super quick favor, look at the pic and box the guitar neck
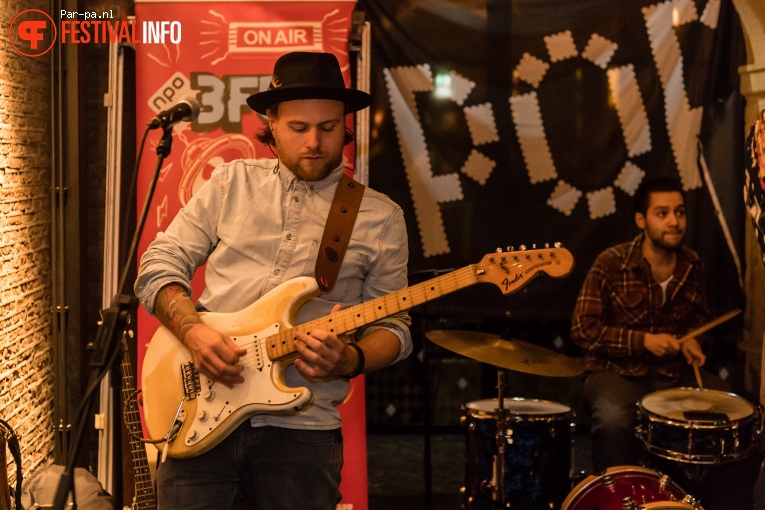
[120,334,158,510]
[266,265,477,360]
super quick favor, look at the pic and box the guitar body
[141,246,575,459]
[141,277,320,459]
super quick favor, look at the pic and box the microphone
[148,96,201,130]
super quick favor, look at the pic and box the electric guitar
[141,245,574,459]
[120,330,158,510]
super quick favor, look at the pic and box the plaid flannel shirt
[571,234,709,378]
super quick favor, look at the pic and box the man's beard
[650,230,685,252]
[280,153,342,181]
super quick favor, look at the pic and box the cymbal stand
[490,367,508,508]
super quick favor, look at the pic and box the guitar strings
[227,267,482,369]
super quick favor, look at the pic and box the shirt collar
[276,157,347,194]
[622,234,645,270]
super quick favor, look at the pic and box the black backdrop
[360,0,746,323]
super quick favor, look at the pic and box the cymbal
[425,330,584,377]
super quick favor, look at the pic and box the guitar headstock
[474,243,574,295]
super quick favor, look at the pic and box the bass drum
[560,465,702,510]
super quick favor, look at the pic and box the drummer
[570,176,728,472]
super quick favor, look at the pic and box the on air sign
[231,22,324,53]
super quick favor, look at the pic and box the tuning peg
[507,246,514,252]
[519,244,527,251]
[554,242,562,248]
[495,247,503,253]
[544,243,550,248]
[532,244,537,249]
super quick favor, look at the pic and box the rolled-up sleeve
[134,169,225,315]
[356,204,412,363]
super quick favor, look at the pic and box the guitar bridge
[181,361,201,399]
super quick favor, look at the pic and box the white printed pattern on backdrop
[383,0,721,258]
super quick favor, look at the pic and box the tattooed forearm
[155,283,203,344]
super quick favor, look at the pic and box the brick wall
[0,0,55,486]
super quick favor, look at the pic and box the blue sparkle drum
[462,398,573,510]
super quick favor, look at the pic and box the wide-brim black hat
[246,52,373,115]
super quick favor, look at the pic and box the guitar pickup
[181,361,201,399]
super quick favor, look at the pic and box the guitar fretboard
[266,265,477,360]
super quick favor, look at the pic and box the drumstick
[681,310,740,390]
[693,362,703,390]
[678,309,741,344]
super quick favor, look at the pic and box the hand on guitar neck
[292,303,358,381]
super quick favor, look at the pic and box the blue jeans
[156,424,344,510]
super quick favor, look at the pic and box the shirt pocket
[301,239,320,277]
[330,249,369,302]
[610,287,649,326]
[670,282,705,322]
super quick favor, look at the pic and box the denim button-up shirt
[135,158,412,429]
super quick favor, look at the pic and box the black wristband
[341,342,365,379]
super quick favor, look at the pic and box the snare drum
[561,465,700,510]
[636,387,762,464]
[462,398,573,510]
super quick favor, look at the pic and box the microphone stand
[51,124,175,510]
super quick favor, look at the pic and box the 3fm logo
[9,9,57,57]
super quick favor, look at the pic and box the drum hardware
[622,494,703,509]
[427,330,581,509]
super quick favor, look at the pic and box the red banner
[134,2,367,508]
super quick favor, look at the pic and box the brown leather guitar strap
[314,173,365,292]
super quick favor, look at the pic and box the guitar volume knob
[197,410,208,422]
[203,390,215,401]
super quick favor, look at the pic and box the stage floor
[367,429,763,510]
[367,429,593,509]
